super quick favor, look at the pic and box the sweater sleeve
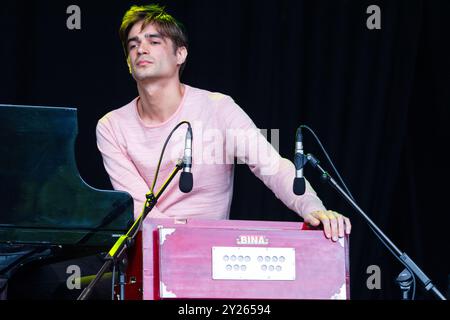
[96,116,166,220]
[222,97,326,218]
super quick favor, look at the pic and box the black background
[1,0,449,299]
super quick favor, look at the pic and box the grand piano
[0,105,134,299]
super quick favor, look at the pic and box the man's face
[126,21,186,82]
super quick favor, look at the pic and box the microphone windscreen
[293,177,306,195]
[179,172,193,193]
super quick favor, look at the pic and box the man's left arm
[222,97,351,240]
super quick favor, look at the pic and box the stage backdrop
[1,0,449,299]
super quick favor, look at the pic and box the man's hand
[302,210,351,242]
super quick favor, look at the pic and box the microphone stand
[77,159,183,300]
[301,153,446,300]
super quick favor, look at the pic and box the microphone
[179,126,193,193]
[293,127,306,195]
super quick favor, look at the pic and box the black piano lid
[0,104,134,247]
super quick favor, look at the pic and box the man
[96,4,351,242]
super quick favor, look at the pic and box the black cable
[300,125,417,300]
[300,125,354,199]
[131,121,191,240]
[150,121,191,193]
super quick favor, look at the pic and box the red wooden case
[136,218,350,300]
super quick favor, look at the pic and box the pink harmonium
[141,218,350,300]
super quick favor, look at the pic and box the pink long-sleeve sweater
[96,84,326,220]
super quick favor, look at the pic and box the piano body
[0,105,134,299]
